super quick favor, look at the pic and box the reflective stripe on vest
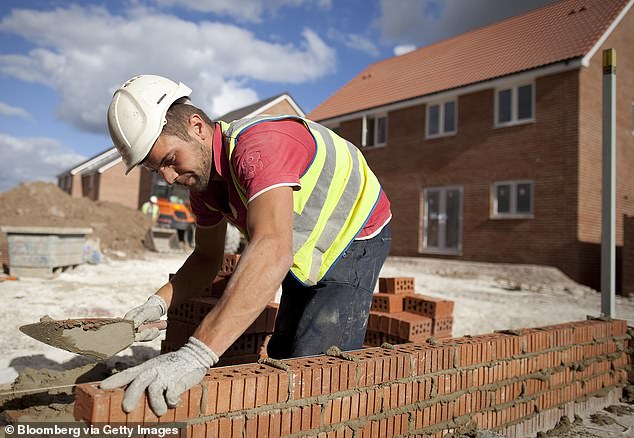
[220,115,382,286]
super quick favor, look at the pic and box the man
[141,195,159,222]
[101,75,392,416]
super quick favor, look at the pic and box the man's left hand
[100,337,218,416]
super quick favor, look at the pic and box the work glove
[124,295,167,341]
[100,337,218,416]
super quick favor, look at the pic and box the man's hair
[163,102,214,142]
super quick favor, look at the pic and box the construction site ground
[1,251,633,437]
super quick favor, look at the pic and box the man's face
[143,129,213,192]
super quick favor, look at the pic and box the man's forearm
[192,235,292,356]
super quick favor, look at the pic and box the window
[426,99,457,138]
[421,186,463,254]
[492,181,533,218]
[495,83,534,126]
[363,114,387,148]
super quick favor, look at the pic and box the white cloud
[212,81,259,117]
[154,0,332,23]
[0,134,86,192]
[393,44,416,56]
[0,102,31,119]
[377,0,557,46]
[328,30,380,57]
[0,5,336,134]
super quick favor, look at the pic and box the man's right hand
[125,295,167,341]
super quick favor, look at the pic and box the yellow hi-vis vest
[219,115,382,286]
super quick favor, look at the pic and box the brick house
[308,0,634,290]
[58,92,304,210]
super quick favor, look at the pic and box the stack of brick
[162,254,278,366]
[75,318,631,438]
[365,277,454,346]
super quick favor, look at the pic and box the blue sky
[0,0,556,192]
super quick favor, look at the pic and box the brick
[379,277,415,294]
[371,293,404,313]
[218,254,240,277]
[404,295,454,319]
[432,316,453,338]
[385,312,432,341]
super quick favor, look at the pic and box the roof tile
[309,0,630,121]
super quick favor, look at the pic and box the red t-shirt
[189,119,391,239]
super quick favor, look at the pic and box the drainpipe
[601,48,616,318]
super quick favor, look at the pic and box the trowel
[19,316,167,360]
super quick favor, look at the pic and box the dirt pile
[0,181,151,259]
[0,363,109,424]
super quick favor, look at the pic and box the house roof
[308,0,632,122]
[219,92,305,122]
[57,147,117,177]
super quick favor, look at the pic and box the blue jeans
[267,224,391,359]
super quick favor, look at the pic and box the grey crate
[0,226,92,278]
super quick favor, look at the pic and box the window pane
[425,191,440,248]
[496,184,511,214]
[444,101,456,133]
[518,85,533,120]
[498,89,512,123]
[516,183,532,213]
[445,189,460,249]
[366,117,375,147]
[428,104,439,135]
[377,116,387,144]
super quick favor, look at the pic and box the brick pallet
[75,318,631,438]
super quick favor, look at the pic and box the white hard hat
[107,75,192,175]
[150,195,158,203]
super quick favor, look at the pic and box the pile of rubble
[0,182,151,260]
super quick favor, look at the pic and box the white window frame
[419,185,464,255]
[362,113,387,148]
[425,99,457,138]
[494,82,535,127]
[491,180,534,219]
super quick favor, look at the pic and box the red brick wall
[357,70,581,280]
[98,162,142,210]
[74,318,630,437]
[70,174,82,198]
[263,99,301,116]
[623,215,634,297]
[577,8,634,288]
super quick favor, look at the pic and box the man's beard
[185,138,212,192]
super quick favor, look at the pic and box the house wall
[97,161,142,210]
[356,70,583,283]
[263,99,301,116]
[70,174,82,197]
[623,215,634,297]
[137,167,154,209]
[81,173,99,201]
[577,7,634,288]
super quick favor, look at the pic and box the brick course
[75,318,631,438]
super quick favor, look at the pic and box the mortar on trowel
[19,315,167,360]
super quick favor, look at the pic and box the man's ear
[189,113,205,139]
